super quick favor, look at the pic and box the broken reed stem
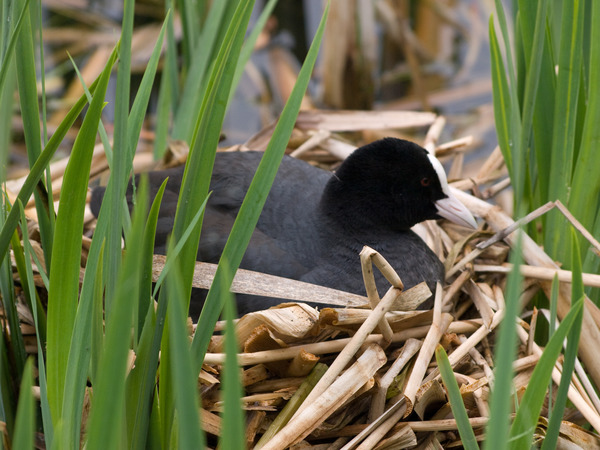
[153,255,369,307]
[466,280,495,328]
[515,324,600,431]
[360,246,400,343]
[423,116,446,153]
[443,269,472,310]
[554,200,600,256]
[342,397,409,450]
[369,338,423,421]
[354,407,408,450]
[360,245,404,290]
[315,416,489,440]
[289,129,331,158]
[475,263,600,288]
[537,309,600,415]
[403,313,454,412]
[255,363,328,449]
[435,135,474,154]
[203,319,481,365]
[452,187,600,389]
[260,344,388,450]
[290,285,402,420]
[423,309,503,384]
[476,201,555,250]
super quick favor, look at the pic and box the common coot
[90,138,477,316]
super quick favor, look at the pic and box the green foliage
[191,0,330,367]
[541,231,585,449]
[0,0,329,447]
[484,235,524,450]
[220,263,246,450]
[490,0,600,296]
[479,1,593,448]
[436,346,478,450]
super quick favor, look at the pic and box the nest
[6,111,600,448]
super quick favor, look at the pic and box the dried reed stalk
[259,344,388,450]
[515,324,600,431]
[290,285,402,420]
[204,319,481,366]
[295,110,436,132]
[475,263,600,288]
[369,338,422,421]
[452,187,600,388]
[152,255,368,307]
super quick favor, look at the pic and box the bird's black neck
[319,176,415,235]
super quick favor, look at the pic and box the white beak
[435,194,478,229]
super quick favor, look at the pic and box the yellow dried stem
[369,338,422,421]
[260,344,387,450]
[291,285,402,420]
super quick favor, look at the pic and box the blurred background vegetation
[6,0,497,176]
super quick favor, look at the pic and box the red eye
[420,177,430,186]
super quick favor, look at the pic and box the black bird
[90,138,477,316]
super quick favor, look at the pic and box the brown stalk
[203,319,482,366]
[423,309,503,384]
[259,344,388,450]
[290,283,402,420]
[452,187,600,388]
[402,299,453,413]
[475,263,600,288]
[369,338,423,421]
[515,324,600,430]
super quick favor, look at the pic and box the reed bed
[5,111,600,448]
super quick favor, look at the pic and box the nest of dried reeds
[7,111,600,449]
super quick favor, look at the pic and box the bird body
[91,138,476,316]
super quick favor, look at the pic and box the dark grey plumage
[91,138,476,316]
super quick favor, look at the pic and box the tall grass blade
[0,203,20,438]
[541,230,585,449]
[509,293,584,448]
[228,0,280,106]
[85,179,149,450]
[0,57,110,265]
[127,14,169,161]
[0,206,26,383]
[162,0,257,344]
[103,0,135,313]
[0,59,15,184]
[513,0,549,212]
[172,0,231,142]
[11,358,35,450]
[10,223,46,334]
[45,48,114,422]
[125,179,167,450]
[18,205,53,446]
[436,346,478,450]
[517,0,555,207]
[0,0,30,93]
[137,178,168,338]
[220,261,245,450]
[489,18,514,177]
[545,0,585,260]
[192,1,331,367]
[153,3,178,159]
[484,234,523,450]
[156,2,259,441]
[568,0,600,263]
[165,251,204,449]
[0,323,16,436]
[14,0,54,268]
